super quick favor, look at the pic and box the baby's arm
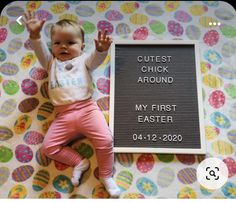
[85,30,112,70]
[23,11,52,70]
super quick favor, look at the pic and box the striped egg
[7,38,22,54]
[157,154,174,163]
[39,191,61,199]
[136,177,158,196]
[208,90,225,108]
[133,27,148,40]
[80,21,95,34]
[186,25,201,40]
[21,79,38,95]
[164,1,180,12]
[0,167,10,186]
[26,1,41,11]
[176,154,195,165]
[215,8,234,20]
[36,147,52,166]
[204,49,222,65]
[0,126,13,141]
[76,5,95,17]
[203,74,223,88]
[210,112,231,129]
[203,30,219,46]
[174,10,192,23]
[37,102,54,121]
[15,144,33,163]
[0,146,13,163]
[97,20,113,35]
[36,10,53,21]
[168,20,183,36]
[59,13,78,22]
[23,131,44,145]
[8,184,27,198]
[149,20,166,35]
[116,170,133,191]
[20,52,37,69]
[96,1,111,13]
[6,6,24,17]
[14,114,32,134]
[219,66,236,80]
[2,80,20,95]
[177,186,197,198]
[0,99,17,117]
[157,167,175,187]
[53,175,74,193]
[33,170,50,191]
[9,21,24,34]
[177,168,197,184]
[222,41,236,57]
[30,67,48,80]
[137,154,154,173]
[199,16,218,28]
[220,24,236,38]
[200,185,214,196]
[18,97,39,113]
[116,23,131,38]
[116,153,133,167]
[223,157,236,177]
[0,16,8,26]
[205,126,220,140]
[96,78,110,94]
[24,39,33,50]
[97,96,109,111]
[50,3,69,14]
[12,165,34,182]
[200,61,211,74]
[121,2,139,14]
[102,112,109,124]
[225,84,236,99]
[130,13,148,25]
[72,142,94,159]
[40,81,49,99]
[105,10,123,21]
[92,184,109,198]
[0,28,7,43]
[227,130,236,144]
[212,140,234,155]
[0,48,6,61]
[145,4,164,16]
[189,5,208,16]
[229,103,236,120]
[122,193,145,199]
[54,160,69,171]
[0,62,19,76]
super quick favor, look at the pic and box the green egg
[2,80,19,95]
[0,146,13,162]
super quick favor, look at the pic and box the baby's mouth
[60,52,69,55]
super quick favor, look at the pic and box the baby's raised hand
[22,11,45,39]
[95,30,113,52]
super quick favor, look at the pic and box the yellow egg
[203,74,223,88]
[59,13,78,22]
[189,5,208,16]
[8,184,27,198]
[14,115,32,135]
[96,1,111,13]
[20,52,37,69]
[120,2,139,14]
[200,62,211,74]
[205,126,219,140]
[164,1,180,12]
[212,140,234,155]
[26,1,41,11]
[0,16,8,26]
[50,3,69,14]
[199,16,219,28]
[130,13,148,25]
[177,187,197,199]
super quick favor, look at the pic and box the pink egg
[30,67,48,80]
[21,79,38,95]
[208,90,225,108]
[54,160,69,171]
[136,154,154,173]
[96,78,110,95]
[223,157,236,178]
[174,10,192,23]
[203,30,219,46]
[0,28,7,43]
[23,131,44,145]
[15,144,33,163]
[35,10,53,21]
[168,20,183,36]
[133,27,148,40]
[97,20,113,35]
[105,10,123,21]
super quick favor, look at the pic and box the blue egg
[0,48,6,61]
[186,25,201,40]
[53,175,74,193]
[210,112,231,129]
[204,50,222,65]
[136,177,158,196]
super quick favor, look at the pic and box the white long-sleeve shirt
[30,38,108,106]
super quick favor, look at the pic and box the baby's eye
[53,42,60,45]
[68,41,76,45]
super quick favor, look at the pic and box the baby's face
[51,27,84,61]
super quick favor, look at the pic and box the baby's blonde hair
[50,19,85,43]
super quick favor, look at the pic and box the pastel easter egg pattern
[189,5,208,16]
[0,146,13,162]
[24,39,33,50]
[18,98,39,113]
[97,78,110,94]
[36,147,52,166]
[229,103,236,121]
[210,112,231,129]
[219,66,236,80]
[120,2,139,14]
[157,154,174,163]
[157,167,175,187]
[73,142,94,159]
[14,114,32,135]
[23,131,44,145]
[32,169,50,191]
[203,50,222,65]
[136,177,158,196]
[116,153,133,167]
[0,126,13,141]
[0,99,17,117]
[15,144,33,163]
[168,20,183,36]
[104,65,110,78]
[6,6,24,17]
[96,96,109,111]
[116,170,133,191]
[203,30,219,46]
[9,21,25,34]
[0,62,19,76]
[212,140,234,155]
[20,53,37,69]
[136,154,154,173]
[215,8,235,20]
[80,21,95,34]
[205,126,220,140]
[0,16,8,26]
[37,102,54,121]
[30,67,48,80]
[97,20,113,35]
[0,48,6,62]
[92,184,109,198]
[50,3,69,14]
[130,13,148,25]
[225,84,236,99]
[21,79,38,96]
[54,160,69,171]
[149,20,166,35]
[176,154,195,165]
[203,1,219,7]
[59,13,78,22]
[174,10,192,23]
[0,28,7,43]
[200,185,214,196]
[35,10,53,21]
[0,167,10,186]
[223,157,236,178]
[177,168,197,184]
[221,182,236,198]
[116,23,131,38]
[199,16,219,28]
[8,184,27,198]
[164,1,180,12]
[76,5,95,17]
[133,27,148,40]
[2,80,19,95]
[177,186,197,198]
[123,193,145,199]
[7,38,22,54]
[96,1,111,13]
[186,25,201,40]
[44,23,53,38]
[105,10,123,21]
[227,130,236,144]
[208,90,225,108]
[220,24,236,38]
[40,81,49,99]
[38,191,61,198]
[26,1,41,11]
[200,61,211,74]
[12,165,34,182]
[203,74,223,88]
[145,4,164,16]
[221,41,236,57]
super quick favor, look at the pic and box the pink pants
[42,98,113,178]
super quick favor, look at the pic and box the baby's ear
[81,43,85,50]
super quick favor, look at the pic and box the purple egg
[174,10,192,23]
[105,10,123,21]
[168,20,184,36]
[15,144,33,163]
[97,20,113,35]
[24,131,44,145]
[30,67,48,80]
[96,78,110,94]
[21,79,38,95]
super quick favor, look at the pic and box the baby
[23,11,121,197]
